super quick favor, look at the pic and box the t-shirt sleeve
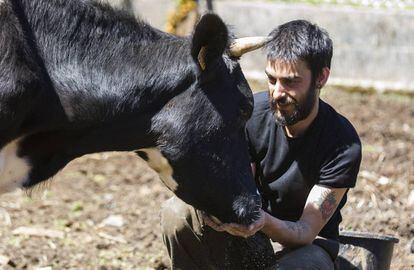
[318,141,362,188]
[245,91,270,164]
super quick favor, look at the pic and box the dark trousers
[161,196,335,270]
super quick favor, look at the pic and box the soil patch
[0,86,413,269]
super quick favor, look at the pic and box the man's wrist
[261,211,284,242]
[261,211,273,235]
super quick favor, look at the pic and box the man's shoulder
[319,100,361,146]
[245,91,274,146]
[317,100,362,174]
[252,91,270,112]
[316,100,362,188]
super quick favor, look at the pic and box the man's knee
[277,244,334,270]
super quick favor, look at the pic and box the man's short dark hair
[265,20,333,80]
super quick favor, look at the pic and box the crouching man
[161,20,362,270]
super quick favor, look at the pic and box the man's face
[265,59,318,126]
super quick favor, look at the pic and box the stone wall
[106,0,414,93]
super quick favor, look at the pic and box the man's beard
[269,83,317,126]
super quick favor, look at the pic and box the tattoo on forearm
[286,221,308,241]
[319,191,337,221]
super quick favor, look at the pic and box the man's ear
[191,13,228,71]
[317,67,330,88]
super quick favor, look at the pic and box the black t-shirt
[245,91,361,249]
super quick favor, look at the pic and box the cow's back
[15,0,192,124]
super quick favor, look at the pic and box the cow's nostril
[232,193,262,226]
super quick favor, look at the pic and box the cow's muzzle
[232,193,262,226]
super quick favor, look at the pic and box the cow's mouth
[233,193,262,225]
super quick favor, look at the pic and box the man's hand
[202,209,268,238]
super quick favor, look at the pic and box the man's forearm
[261,212,315,248]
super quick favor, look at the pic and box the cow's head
[138,14,269,225]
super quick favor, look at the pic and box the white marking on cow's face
[0,139,31,194]
[136,148,178,191]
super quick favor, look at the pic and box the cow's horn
[229,36,272,57]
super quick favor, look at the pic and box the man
[161,20,361,269]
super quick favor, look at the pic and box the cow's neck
[7,0,198,159]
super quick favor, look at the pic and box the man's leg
[273,244,335,270]
[161,196,213,270]
[161,196,276,270]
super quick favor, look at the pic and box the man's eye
[284,79,297,86]
[268,78,276,85]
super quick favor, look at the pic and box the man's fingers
[222,226,248,238]
[201,212,226,232]
[204,217,220,229]
[221,224,255,238]
[227,223,254,233]
[200,213,258,238]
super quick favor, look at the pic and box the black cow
[0,0,268,225]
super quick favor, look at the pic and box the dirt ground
[0,85,413,270]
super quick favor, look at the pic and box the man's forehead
[266,59,309,78]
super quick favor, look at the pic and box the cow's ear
[191,13,228,71]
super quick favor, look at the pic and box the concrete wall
[113,0,414,93]
[100,0,174,27]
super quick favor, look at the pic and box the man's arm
[204,185,347,247]
[261,185,347,247]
